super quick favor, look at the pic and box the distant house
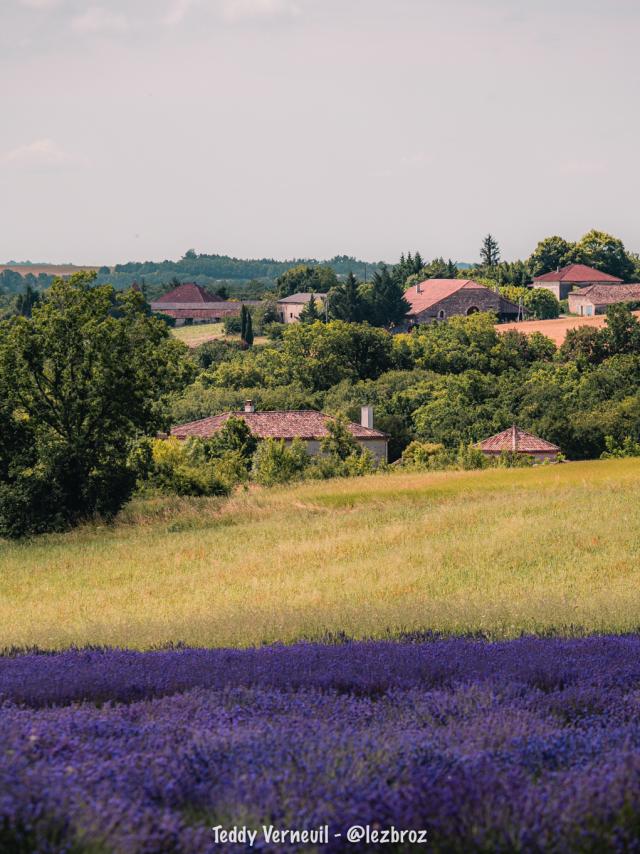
[404,279,519,326]
[567,284,640,316]
[150,282,258,326]
[532,264,622,301]
[277,292,327,324]
[171,402,388,462]
[476,426,560,462]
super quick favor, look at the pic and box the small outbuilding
[475,426,561,462]
[567,284,640,316]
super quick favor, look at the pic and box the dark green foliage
[367,265,411,327]
[14,285,40,318]
[240,305,254,347]
[203,416,258,468]
[0,272,192,537]
[480,234,501,268]
[275,264,337,298]
[328,273,364,322]
[298,294,323,324]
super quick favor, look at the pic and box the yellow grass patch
[2,460,640,650]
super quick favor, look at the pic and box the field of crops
[3,637,640,852]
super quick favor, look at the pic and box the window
[437,309,446,320]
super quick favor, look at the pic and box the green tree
[204,415,258,468]
[0,272,192,537]
[527,236,573,276]
[572,229,636,280]
[480,234,501,268]
[240,304,254,347]
[275,264,337,298]
[14,284,41,318]
[320,416,360,460]
[252,438,309,486]
[603,303,640,355]
[299,293,323,324]
[367,265,411,327]
[328,272,363,322]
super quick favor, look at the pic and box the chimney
[361,405,374,430]
[244,400,255,413]
[416,281,422,294]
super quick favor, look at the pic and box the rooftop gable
[277,292,327,305]
[404,279,488,313]
[476,425,560,454]
[533,264,622,284]
[155,282,223,304]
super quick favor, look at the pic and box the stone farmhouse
[404,279,519,327]
[277,292,327,324]
[531,264,622,301]
[476,426,560,462]
[149,282,259,326]
[171,402,388,462]
[567,284,640,316]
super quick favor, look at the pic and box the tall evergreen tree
[480,234,501,267]
[369,265,411,327]
[240,304,254,347]
[328,272,362,322]
[299,293,323,323]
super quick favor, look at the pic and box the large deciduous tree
[572,229,636,281]
[527,236,573,276]
[0,272,192,537]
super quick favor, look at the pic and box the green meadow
[2,458,640,651]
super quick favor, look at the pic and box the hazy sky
[1,0,639,265]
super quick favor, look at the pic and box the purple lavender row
[3,637,640,852]
[2,635,640,708]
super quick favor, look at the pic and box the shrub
[141,438,230,497]
[251,438,309,486]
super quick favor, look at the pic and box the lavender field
[2,637,640,853]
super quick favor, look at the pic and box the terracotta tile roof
[277,292,327,304]
[155,307,240,318]
[154,283,222,304]
[405,279,491,314]
[171,410,387,441]
[570,284,640,306]
[533,264,622,284]
[475,426,560,454]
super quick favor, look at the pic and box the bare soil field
[0,264,101,277]
[498,311,640,346]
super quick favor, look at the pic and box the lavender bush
[2,637,640,852]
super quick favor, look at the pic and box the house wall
[282,437,387,462]
[534,280,615,301]
[481,449,559,462]
[410,288,512,325]
[278,299,327,324]
[567,294,596,316]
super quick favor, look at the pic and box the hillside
[2,459,640,651]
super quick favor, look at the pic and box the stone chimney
[244,400,255,413]
[416,281,422,294]
[361,405,374,430]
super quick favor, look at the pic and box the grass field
[2,459,640,651]
[171,322,268,348]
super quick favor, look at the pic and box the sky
[1,0,639,265]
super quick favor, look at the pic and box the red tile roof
[405,279,506,315]
[171,410,387,441]
[155,282,222,304]
[533,264,622,284]
[475,426,560,454]
[569,284,640,306]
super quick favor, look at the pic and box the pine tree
[480,234,501,267]
[369,265,411,327]
[299,293,322,323]
[328,272,362,322]
[240,304,254,347]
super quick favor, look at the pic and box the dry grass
[497,311,640,346]
[171,323,268,348]
[2,460,640,650]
